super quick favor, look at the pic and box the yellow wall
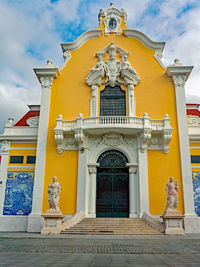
[8,143,36,171]
[43,19,183,215]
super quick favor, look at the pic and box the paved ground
[0,233,200,266]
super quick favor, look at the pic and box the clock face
[109,18,117,29]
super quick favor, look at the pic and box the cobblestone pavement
[0,233,200,266]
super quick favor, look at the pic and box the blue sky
[0,0,200,134]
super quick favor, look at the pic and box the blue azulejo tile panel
[3,172,34,215]
[192,171,200,217]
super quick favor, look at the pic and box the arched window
[100,85,126,116]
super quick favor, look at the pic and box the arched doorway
[96,150,129,217]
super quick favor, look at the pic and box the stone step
[61,218,162,235]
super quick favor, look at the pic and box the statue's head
[53,176,57,182]
[108,43,117,60]
[170,177,174,183]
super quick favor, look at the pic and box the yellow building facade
[0,4,199,233]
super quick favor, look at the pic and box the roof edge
[123,29,165,51]
[61,29,102,52]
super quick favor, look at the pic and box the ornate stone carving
[172,75,186,87]
[154,50,166,70]
[74,129,84,149]
[105,44,121,86]
[101,132,124,147]
[26,116,39,127]
[163,129,172,154]
[88,166,97,174]
[86,43,140,88]
[40,76,54,89]
[140,129,152,152]
[98,3,127,36]
[63,51,72,64]
[48,177,61,211]
[1,140,10,155]
[121,55,140,85]
[187,115,200,126]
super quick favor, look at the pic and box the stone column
[128,84,135,116]
[87,164,99,218]
[90,85,98,117]
[138,148,149,217]
[127,164,138,218]
[27,61,59,232]
[167,63,199,233]
[76,149,88,213]
[0,141,10,214]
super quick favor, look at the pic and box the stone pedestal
[161,210,185,235]
[41,209,64,235]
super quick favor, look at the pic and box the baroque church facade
[0,3,200,233]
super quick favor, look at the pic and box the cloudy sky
[0,0,200,134]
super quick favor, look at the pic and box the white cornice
[167,66,193,80]
[123,29,165,51]
[0,135,37,141]
[61,30,102,52]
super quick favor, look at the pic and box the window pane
[100,85,126,116]
[191,156,200,163]
[27,156,36,164]
[10,156,24,164]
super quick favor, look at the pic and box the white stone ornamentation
[87,43,140,88]
[101,132,124,147]
[86,43,140,117]
[40,76,54,89]
[26,116,39,127]
[98,3,127,36]
[187,115,200,126]
[1,140,10,155]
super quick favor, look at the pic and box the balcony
[54,113,173,154]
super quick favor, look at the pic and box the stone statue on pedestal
[161,177,185,235]
[41,177,63,235]
[48,176,61,210]
[165,177,178,212]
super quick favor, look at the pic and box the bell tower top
[98,3,127,36]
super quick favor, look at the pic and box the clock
[109,18,117,29]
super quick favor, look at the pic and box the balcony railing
[55,113,171,133]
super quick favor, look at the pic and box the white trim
[10,141,37,144]
[167,67,198,232]
[190,146,200,149]
[0,143,10,215]
[138,148,149,217]
[28,65,59,233]
[7,166,35,170]
[123,29,165,51]
[61,30,102,52]
[190,140,200,143]
[0,135,38,141]
[76,150,88,213]
[10,147,37,150]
